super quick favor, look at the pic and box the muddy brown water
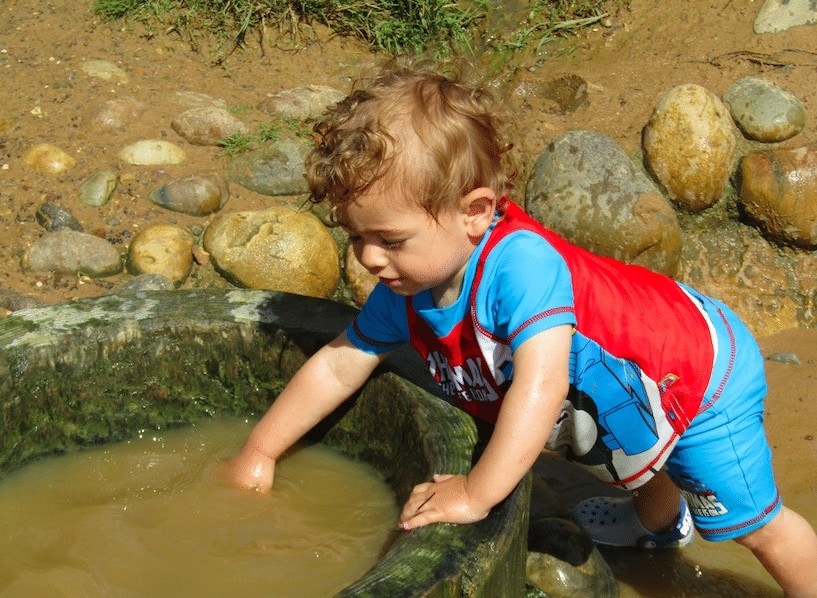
[0,417,398,596]
[2,1,816,594]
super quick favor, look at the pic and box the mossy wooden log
[0,288,530,597]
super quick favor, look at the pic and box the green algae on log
[0,288,530,597]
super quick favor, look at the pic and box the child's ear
[461,188,497,237]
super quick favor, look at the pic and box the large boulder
[643,84,737,211]
[526,130,681,276]
[203,206,340,298]
[737,142,817,248]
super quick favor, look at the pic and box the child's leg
[734,506,817,598]
[632,469,682,533]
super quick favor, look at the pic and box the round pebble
[126,224,195,285]
[35,202,83,232]
[79,169,118,207]
[22,143,77,174]
[723,76,806,142]
[119,140,187,166]
[149,173,229,216]
[80,59,129,84]
[171,106,249,146]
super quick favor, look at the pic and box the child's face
[339,187,480,305]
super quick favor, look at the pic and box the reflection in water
[0,417,398,596]
[606,544,783,597]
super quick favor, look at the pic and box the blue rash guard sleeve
[345,283,410,354]
[477,230,577,351]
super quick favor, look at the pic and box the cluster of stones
[525,74,817,336]
[527,77,813,274]
[18,61,817,336]
[20,76,346,300]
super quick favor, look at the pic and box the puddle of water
[610,539,782,597]
[0,417,398,596]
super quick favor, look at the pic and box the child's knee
[731,506,796,553]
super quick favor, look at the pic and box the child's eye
[382,239,404,249]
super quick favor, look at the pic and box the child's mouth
[379,277,402,288]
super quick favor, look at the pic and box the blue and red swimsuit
[348,199,779,541]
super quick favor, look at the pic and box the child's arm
[226,331,389,492]
[399,324,573,529]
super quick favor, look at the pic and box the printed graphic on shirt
[425,350,499,404]
[545,333,680,489]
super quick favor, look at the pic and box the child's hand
[225,446,275,493]
[398,474,491,530]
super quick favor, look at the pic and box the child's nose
[357,243,387,272]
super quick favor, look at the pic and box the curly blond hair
[306,67,511,219]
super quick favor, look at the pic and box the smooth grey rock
[21,230,123,277]
[78,169,118,207]
[754,0,817,33]
[526,130,681,276]
[226,138,311,196]
[258,85,347,120]
[171,106,250,146]
[35,202,83,232]
[149,172,229,216]
[723,77,806,142]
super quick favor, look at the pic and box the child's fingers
[399,486,436,525]
[399,493,439,530]
[225,450,275,492]
[400,509,437,530]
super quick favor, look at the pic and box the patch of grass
[219,117,313,156]
[256,118,312,143]
[218,132,254,156]
[92,0,485,58]
[92,0,617,61]
[226,103,254,114]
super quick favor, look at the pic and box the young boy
[227,67,817,596]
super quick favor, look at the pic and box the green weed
[219,117,314,156]
[92,0,618,62]
[218,132,254,156]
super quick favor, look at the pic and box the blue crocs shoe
[573,495,694,549]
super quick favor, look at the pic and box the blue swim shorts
[665,290,781,542]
